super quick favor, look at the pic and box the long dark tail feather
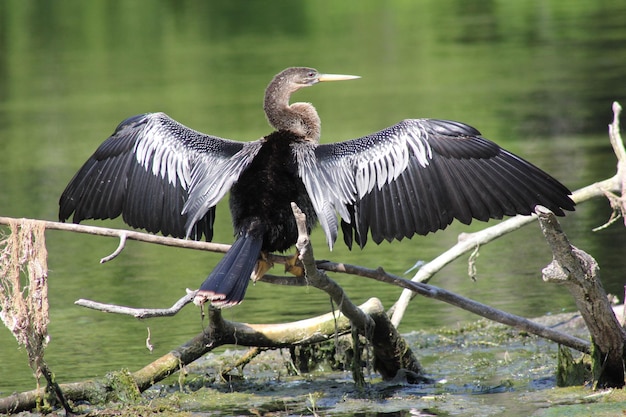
[195,232,263,308]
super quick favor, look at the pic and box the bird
[59,66,575,308]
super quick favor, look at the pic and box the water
[1,0,626,396]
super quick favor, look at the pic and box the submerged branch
[290,202,425,382]
[0,298,383,414]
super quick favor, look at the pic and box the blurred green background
[1,0,625,393]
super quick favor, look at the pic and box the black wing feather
[299,118,575,250]
[59,112,255,241]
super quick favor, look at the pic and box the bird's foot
[284,252,304,277]
[251,252,273,282]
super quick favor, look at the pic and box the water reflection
[1,0,625,395]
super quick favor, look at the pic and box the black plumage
[59,67,575,307]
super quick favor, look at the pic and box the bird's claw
[252,253,273,282]
[284,253,305,277]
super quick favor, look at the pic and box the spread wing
[296,118,575,249]
[59,112,262,240]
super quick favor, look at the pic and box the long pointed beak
[317,73,361,82]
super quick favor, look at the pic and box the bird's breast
[229,131,317,252]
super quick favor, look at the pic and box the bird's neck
[264,84,321,142]
[266,102,321,142]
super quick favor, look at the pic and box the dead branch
[74,289,198,318]
[291,203,374,332]
[290,202,425,382]
[72,240,590,357]
[69,244,590,355]
[0,217,234,261]
[0,298,384,414]
[536,205,626,388]
[319,260,590,354]
[0,216,306,273]
[0,215,590,355]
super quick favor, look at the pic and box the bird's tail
[194,231,263,308]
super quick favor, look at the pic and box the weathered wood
[323,261,591,354]
[290,202,424,381]
[537,205,626,388]
[0,298,387,414]
[369,305,427,382]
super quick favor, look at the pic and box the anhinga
[59,67,575,307]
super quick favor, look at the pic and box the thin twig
[74,289,198,319]
[100,231,127,263]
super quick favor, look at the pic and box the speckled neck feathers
[263,71,321,142]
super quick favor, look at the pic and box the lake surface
[1,0,625,395]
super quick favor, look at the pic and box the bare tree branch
[0,201,598,356]
[289,202,425,382]
[74,289,198,318]
[0,217,234,257]
[0,299,381,414]
[318,260,591,354]
[537,205,626,388]
[290,202,375,332]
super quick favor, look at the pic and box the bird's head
[274,67,360,93]
[264,67,360,141]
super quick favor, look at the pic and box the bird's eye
[307,71,316,78]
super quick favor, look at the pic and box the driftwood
[289,203,425,382]
[532,104,626,388]
[537,206,626,388]
[0,297,390,414]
